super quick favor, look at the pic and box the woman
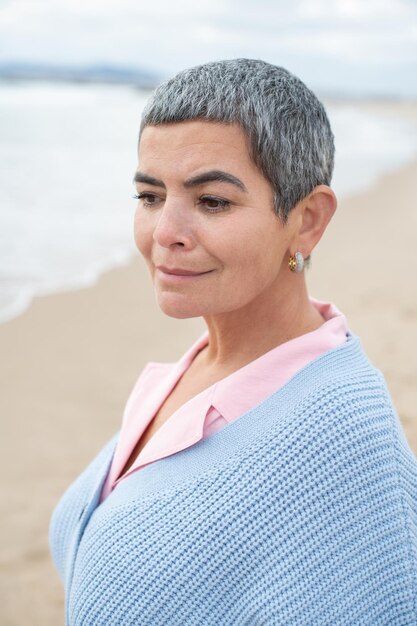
[49,59,417,625]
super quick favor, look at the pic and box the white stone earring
[288,251,304,273]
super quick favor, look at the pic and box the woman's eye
[200,196,230,213]
[133,192,160,207]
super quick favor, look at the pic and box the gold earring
[288,252,304,273]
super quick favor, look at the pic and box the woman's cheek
[133,210,152,258]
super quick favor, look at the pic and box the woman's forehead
[137,121,256,178]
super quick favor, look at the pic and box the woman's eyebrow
[184,170,247,192]
[132,169,248,192]
[133,172,166,187]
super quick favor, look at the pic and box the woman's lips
[156,266,213,282]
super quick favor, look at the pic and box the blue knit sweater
[49,335,417,625]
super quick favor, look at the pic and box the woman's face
[134,121,295,319]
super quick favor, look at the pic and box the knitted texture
[49,336,417,625]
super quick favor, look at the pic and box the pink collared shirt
[100,298,349,502]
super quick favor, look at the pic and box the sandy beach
[1,106,417,625]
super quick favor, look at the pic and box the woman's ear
[296,185,337,257]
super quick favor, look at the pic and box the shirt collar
[153,297,348,426]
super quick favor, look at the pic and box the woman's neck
[200,278,323,372]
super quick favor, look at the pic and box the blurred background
[1,1,416,624]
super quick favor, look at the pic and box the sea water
[1,81,416,323]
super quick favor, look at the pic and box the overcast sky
[0,0,416,97]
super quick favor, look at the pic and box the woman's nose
[152,200,195,250]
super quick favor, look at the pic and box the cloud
[0,0,416,95]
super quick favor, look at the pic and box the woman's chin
[156,294,207,320]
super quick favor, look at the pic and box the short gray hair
[140,58,335,221]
